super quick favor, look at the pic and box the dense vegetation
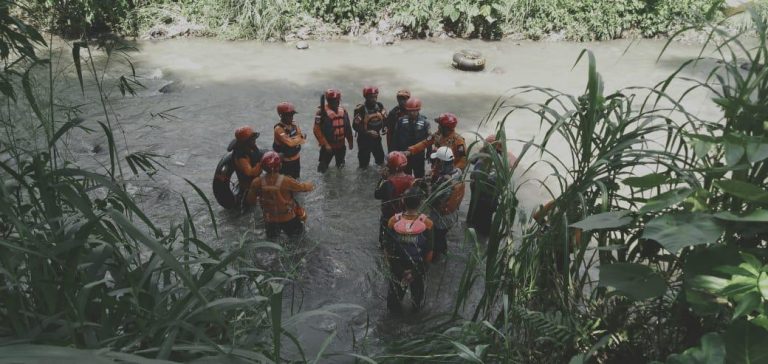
[380,9,768,364]
[21,0,728,41]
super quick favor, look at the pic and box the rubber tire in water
[212,152,238,210]
[452,49,485,71]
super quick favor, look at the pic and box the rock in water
[296,41,309,50]
[159,81,183,94]
[383,35,395,45]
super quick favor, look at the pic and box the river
[61,37,721,361]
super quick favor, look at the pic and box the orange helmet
[363,86,379,97]
[261,151,281,173]
[404,97,422,111]
[396,89,411,98]
[386,151,408,171]
[276,101,296,115]
[235,126,257,142]
[436,112,458,129]
[325,88,341,100]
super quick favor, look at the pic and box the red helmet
[404,97,422,111]
[276,101,296,115]
[486,134,503,152]
[436,112,458,129]
[363,86,379,97]
[235,126,256,142]
[386,151,408,171]
[261,151,281,172]
[325,88,341,100]
[396,89,411,98]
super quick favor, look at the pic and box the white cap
[431,146,454,161]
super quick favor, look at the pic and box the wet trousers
[318,147,346,172]
[358,136,385,168]
[280,158,300,179]
[404,154,425,178]
[265,216,304,239]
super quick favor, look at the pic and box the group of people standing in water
[226,86,510,312]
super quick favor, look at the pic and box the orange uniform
[273,122,304,162]
[408,131,467,170]
[246,173,314,223]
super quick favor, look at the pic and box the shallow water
[61,36,721,361]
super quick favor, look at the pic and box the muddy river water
[64,37,721,361]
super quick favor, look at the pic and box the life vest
[273,123,301,158]
[320,106,347,145]
[258,174,296,223]
[436,169,465,215]
[382,174,415,217]
[394,115,429,152]
[392,213,430,263]
[361,103,386,135]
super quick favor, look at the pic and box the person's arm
[352,105,363,133]
[275,125,305,147]
[282,176,315,192]
[235,157,261,177]
[344,111,354,149]
[245,178,261,206]
[313,111,331,148]
[533,200,556,224]
[454,138,467,170]
[407,134,434,155]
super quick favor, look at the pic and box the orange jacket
[246,173,314,223]
[273,122,305,162]
[408,131,467,170]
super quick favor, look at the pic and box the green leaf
[642,213,723,253]
[746,142,768,164]
[623,172,668,188]
[759,272,768,300]
[688,275,730,292]
[599,263,666,301]
[725,141,745,166]
[666,333,725,364]
[570,210,633,231]
[724,320,768,364]
[451,341,483,364]
[733,292,761,320]
[715,210,768,222]
[715,180,768,203]
[640,188,693,214]
[720,275,757,297]
[690,138,714,159]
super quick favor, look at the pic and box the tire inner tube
[452,49,485,71]
[212,151,239,210]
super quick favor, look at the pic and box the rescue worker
[386,188,434,312]
[353,86,387,168]
[246,151,315,239]
[385,89,411,152]
[314,88,354,172]
[405,112,467,171]
[390,97,430,178]
[272,101,306,179]
[427,146,465,260]
[466,134,517,235]
[374,151,415,248]
[232,125,263,203]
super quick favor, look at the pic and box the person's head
[261,151,281,173]
[404,97,421,120]
[403,188,423,210]
[485,134,504,154]
[386,151,408,174]
[431,146,455,174]
[277,101,297,123]
[325,88,341,109]
[436,112,458,135]
[396,89,411,108]
[235,126,258,147]
[363,86,378,105]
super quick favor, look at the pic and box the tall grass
[0,10,363,364]
[381,7,768,364]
